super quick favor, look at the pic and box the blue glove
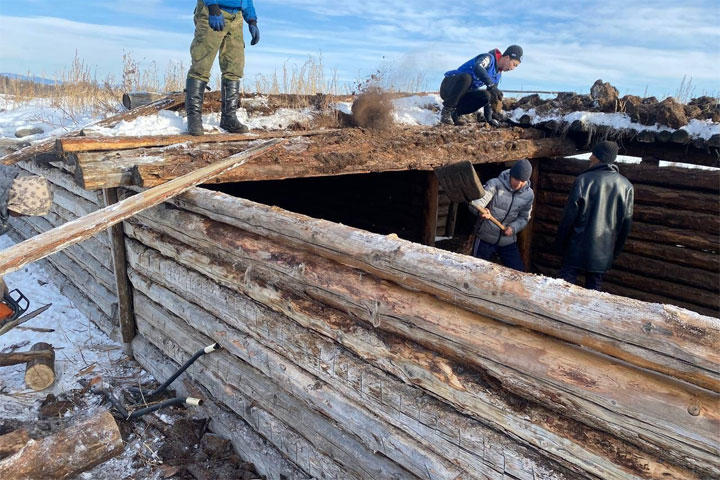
[248,21,260,45]
[207,4,225,31]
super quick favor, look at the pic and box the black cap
[510,159,532,181]
[592,141,619,164]
[503,45,523,63]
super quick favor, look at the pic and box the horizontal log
[130,128,576,188]
[537,190,720,235]
[16,161,103,205]
[59,129,337,154]
[125,230,696,480]
[0,430,30,459]
[39,207,113,266]
[0,350,53,367]
[533,250,719,313]
[543,157,720,193]
[129,205,720,475]
[620,238,720,272]
[51,184,102,218]
[131,336,315,480]
[6,230,119,340]
[131,282,469,480]
[617,141,719,168]
[134,305,417,480]
[169,187,720,393]
[533,234,719,292]
[535,208,719,253]
[540,173,720,214]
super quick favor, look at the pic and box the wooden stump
[24,342,55,391]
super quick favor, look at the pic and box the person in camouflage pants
[186,0,260,136]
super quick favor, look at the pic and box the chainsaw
[0,288,30,327]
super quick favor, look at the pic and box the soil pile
[350,87,394,129]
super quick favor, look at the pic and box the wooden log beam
[1,93,184,166]
[15,160,104,205]
[543,157,720,193]
[126,127,576,188]
[0,139,282,277]
[0,430,30,459]
[0,411,123,479]
[124,232,697,480]
[129,205,720,475]
[421,172,438,246]
[169,187,720,393]
[131,336,315,480]
[58,128,337,154]
[24,342,55,391]
[103,188,135,350]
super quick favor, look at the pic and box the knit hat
[8,176,52,216]
[510,159,532,181]
[503,45,523,63]
[592,141,619,164]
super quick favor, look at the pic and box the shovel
[434,161,506,230]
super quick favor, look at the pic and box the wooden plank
[131,336,315,480]
[103,188,134,350]
[130,129,576,188]
[58,129,337,153]
[169,187,720,394]
[124,231,695,480]
[421,172,438,246]
[0,139,282,277]
[128,204,720,475]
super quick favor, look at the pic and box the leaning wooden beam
[0,411,123,479]
[131,203,720,476]
[0,139,281,276]
[131,336,315,480]
[0,430,30,459]
[1,93,184,166]
[171,188,720,393]
[123,232,694,480]
[58,128,337,153]
[61,128,572,189]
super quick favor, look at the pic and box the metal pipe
[129,343,221,398]
[127,397,203,420]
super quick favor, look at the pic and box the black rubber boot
[219,79,249,133]
[185,77,206,136]
[440,106,455,125]
[479,105,500,127]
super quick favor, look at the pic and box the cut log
[122,91,165,110]
[124,233,697,480]
[58,128,337,154]
[169,187,720,393]
[0,350,53,367]
[127,128,576,188]
[127,205,720,475]
[0,410,123,479]
[0,139,282,277]
[24,342,55,391]
[0,430,30,459]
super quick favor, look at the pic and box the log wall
[120,186,718,480]
[532,157,720,318]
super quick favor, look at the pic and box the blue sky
[1,0,719,97]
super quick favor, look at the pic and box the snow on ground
[0,235,131,421]
[0,96,98,142]
[334,93,442,126]
[508,107,720,140]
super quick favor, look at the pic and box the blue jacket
[445,49,502,90]
[203,0,257,21]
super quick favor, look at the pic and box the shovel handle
[474,205,506,231]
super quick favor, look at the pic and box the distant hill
[0,73,59,85]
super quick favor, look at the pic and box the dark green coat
[556,163,634,273]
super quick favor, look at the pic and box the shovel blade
[434,161,486,203]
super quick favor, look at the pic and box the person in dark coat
[470,159,534,271]
[440,45,522,126]
[555,141,634,290]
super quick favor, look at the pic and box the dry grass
[253,55,339,97]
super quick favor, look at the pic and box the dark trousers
[440,74,491,114]
[559,264,604,290]
[472,238,525,272]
